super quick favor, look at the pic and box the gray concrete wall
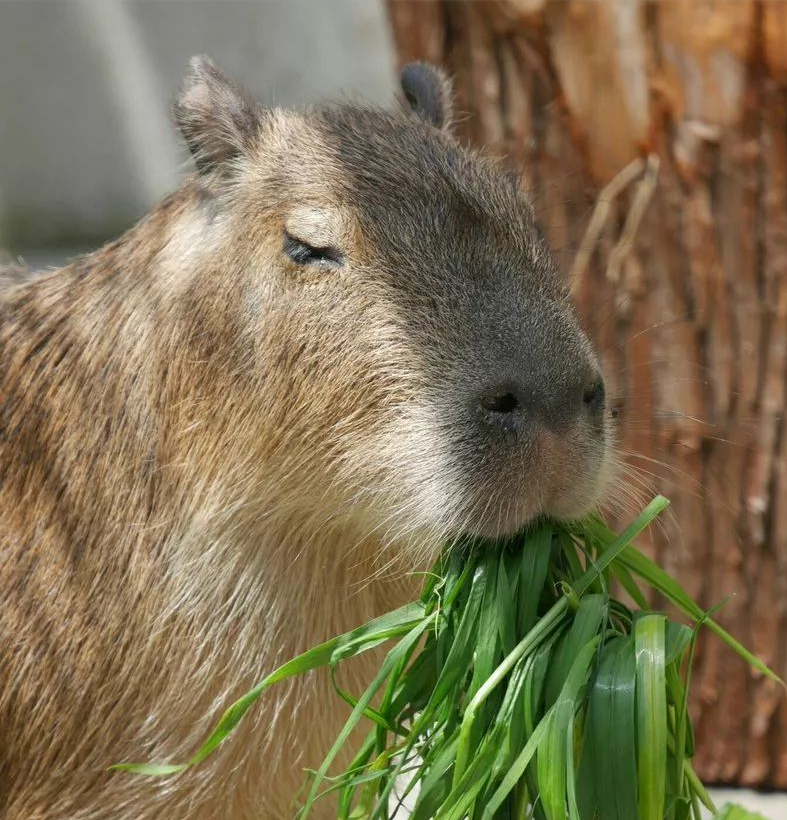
[0,0,396,254]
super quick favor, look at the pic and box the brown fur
[0,58,612,819]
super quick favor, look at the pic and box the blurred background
[3,0,787,812]
[0,0,396,262]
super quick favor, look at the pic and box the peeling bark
[388,0,787,787]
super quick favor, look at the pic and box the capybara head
[169,56,613,554]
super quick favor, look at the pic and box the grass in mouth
[116,496,783,820]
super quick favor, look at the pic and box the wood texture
[387,0,787,787]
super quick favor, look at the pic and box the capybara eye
[283,231,344,269]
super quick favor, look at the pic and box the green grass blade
[545,595,606,707]
[585,637,638,820]
[635,613,667,820]
[410,734,460,820]
[331,601,429,663]
[467,554,504,701]
[665,663,689,820]
[665,622,693,665]
[300,616,435,820]
[426,562,488,710]
[574,496,670,597]
[684,760,716,814]
[330,668,399,734]
[524,642,553,736]
[496,554,518,656]
[481,704,556,820]
[435,729,506,820]
[517,524,553,636]
[539,637,600,820]
[575,715,596,820]
[338,732,376,819]
[611,562,649,609]
[453,597,569,786]
[619,548,783,685]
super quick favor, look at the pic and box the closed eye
[283,231,344,268]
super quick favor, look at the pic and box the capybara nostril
[480,388,520,416]
[582,378,606,415]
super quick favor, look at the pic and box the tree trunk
[387,0,787,788]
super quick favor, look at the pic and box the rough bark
[388,0,787,788]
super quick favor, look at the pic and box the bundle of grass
[118,497,780,820]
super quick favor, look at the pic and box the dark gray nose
[478,374,605,430]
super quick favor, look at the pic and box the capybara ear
[174,55,261,174]
[400,62,454,130]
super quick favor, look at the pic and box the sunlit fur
[0,58,613,819]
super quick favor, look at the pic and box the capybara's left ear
[400,62,454,131]
[174,54,261,174]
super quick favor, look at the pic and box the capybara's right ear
[174,55,260,175]
[400,63,454,131]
